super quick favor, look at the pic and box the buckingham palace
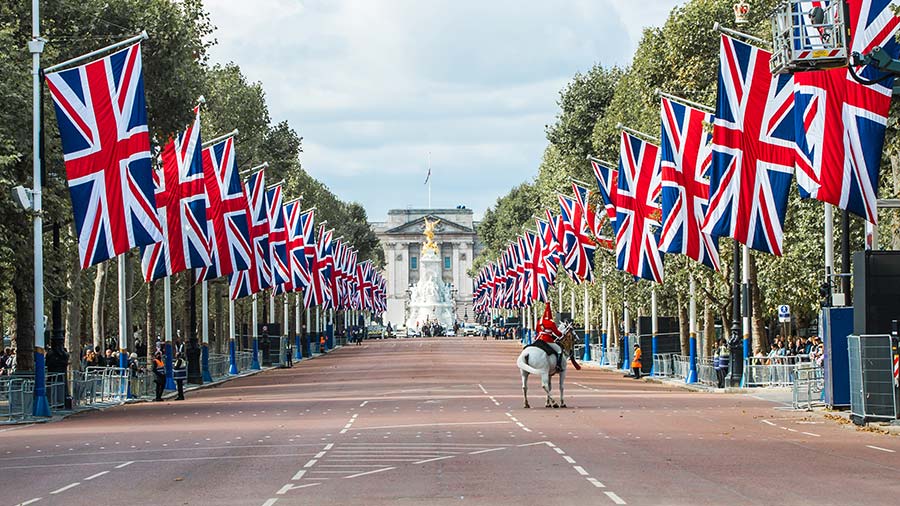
[370,207,483,329]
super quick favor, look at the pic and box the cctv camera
[12,185,32,211]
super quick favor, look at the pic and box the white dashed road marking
[468,447,505,455]
[50,483,80,495]
[414,455,454,464]
[605,491,627,504]
[84,471,109,481]
[866,445,896,453]
[344,466,395,479]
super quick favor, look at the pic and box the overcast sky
[204,0,681,221]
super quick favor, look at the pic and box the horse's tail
[517,349,542,375]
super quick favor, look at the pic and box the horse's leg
[558,367,567,408]
[521,370,530,408]
[542,372,557,408]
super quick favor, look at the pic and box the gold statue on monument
[422,217,440,255]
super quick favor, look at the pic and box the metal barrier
[207,353,230,380]
[697,358,718,386]
[742,355,808,387]
[0,377,28,421]
[652,353,675,377]
[672,355,690,380]
[235,351,254,372]
[590,344,601,363]
[574,344,584,361]
[606,348,620,368]
[793,364,825,410]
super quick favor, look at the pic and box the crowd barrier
[606,348,620,369]
[697,357,718,386]
[792,364,825,410]
[742,355,809,387]
[652,353,676,377]
[673,355,690,379]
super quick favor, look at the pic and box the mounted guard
[516,303,580,408]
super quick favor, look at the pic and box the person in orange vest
[631,343,643,379]
[320,334,327,354]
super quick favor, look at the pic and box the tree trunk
[678,300,689,356]
[92,263,107,351]
[749,253,768,354]
[65,244,84,371]
[703,280,716,359]
[13,284,35,372]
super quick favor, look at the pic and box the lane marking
[761,420,776,426]
[866,445,896,453]
[553,447,566,455]
[323,443,334,451]
[18,498,41,505]
[262,499,278,506]
[352,421,510,430]
[517,441,550,447]
[276,482,321,494]
[605,491,627,504]
[291,470,306,480]
[359,401,368,407]
[344,467,395,479]
[468,448,505,455]
[478,384,489,394]
[50,483,80,495]
[587,477,606,488]
[801,432,820,437]
[84,471,109,481]
[114,461,133,469]
[303,459,318,468]
[521,427,533,432]
[314,451,327,459]
[563,455,576,464]
[545,442,557,448]
[414,456,454,464]
[572,465,588,475]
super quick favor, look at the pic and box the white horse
[516,325,577,408]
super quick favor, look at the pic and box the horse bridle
[554,325,576,357]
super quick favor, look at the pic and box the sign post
[778,304,791,339]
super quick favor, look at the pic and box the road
[2,337,899,505]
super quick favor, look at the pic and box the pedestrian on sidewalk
[715,339,730,388]
[320,335,327,354]
[152,352,166,401]
[173,352,187,400]
[631,343,642,379]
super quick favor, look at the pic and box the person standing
[152,352,166,401]
[631,343,643,379]
[173,352,187,400]
[716,339,730,388]
[319,334,327,354]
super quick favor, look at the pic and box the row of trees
[0,0,382,370]
[473,0,892,355]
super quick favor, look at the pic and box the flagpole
[741,244,751,386]
[600,283,608,365]
[305,307,311,357]
[294,294,302,361]
[622,274,630,371]
[283,293,289,366]
[650,287,658,375]
[687,275,698,383]
[201,280,211,382]
[315,306,321,353]
[164,276,176,390]
[118,256,129,370]
[229,297,238,374]
[250,293,261,370]
[824,203,834,305]
[582,285,591,361]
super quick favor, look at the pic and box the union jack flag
[284,201,309,293]
[356,260,374,311]
[45,43,162,269]
[590,158,619,225]
[659,97,721,271]
[197,136,251,281]
[793,0,899,223]
[266,184,291,293]
[704,35,796,256]
[302,214,330,308]
[558,193,595,283]
[141,107,210,281]
[229,170,272,299]
[615,131,664,283]
[514,238,527,307]
[536,217,560,290]
[316,226,336,309]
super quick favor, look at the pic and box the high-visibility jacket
[631,348,642,368]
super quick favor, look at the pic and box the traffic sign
[778,304,790,323]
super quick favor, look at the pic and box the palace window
[410,256,418,270]
[444,256,451,270]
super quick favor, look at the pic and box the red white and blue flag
[704,35,796,256]
[45,43,162,269]
[793,0,900,223]
[558,193,595,283]
[615,131,664,283]
[266,184,291,293]
[316,226,336,309]
[197,136,251,281]
[141,107,210,281]
[659,97,721,271]
[590,158,619,225]
[229,170,272,299]
[284,201,309,293]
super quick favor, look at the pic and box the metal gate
[848,335,898,422]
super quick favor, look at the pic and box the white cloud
[204,0,681,219]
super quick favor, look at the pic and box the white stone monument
[406,218,455,331]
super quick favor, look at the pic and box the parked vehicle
[367,324,384,339]
[462,323,479,337]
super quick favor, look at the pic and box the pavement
[1,337,898,505]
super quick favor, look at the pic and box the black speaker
[852,251,900,335]
[635,316,681,371]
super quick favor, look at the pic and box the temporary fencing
[606,347,621,369]
[652,353,675,377]
[742,355,809,387]
[792,364,825,410]
[697,357,718,386]
[672,355,690,380]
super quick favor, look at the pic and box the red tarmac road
[2,337,899,505]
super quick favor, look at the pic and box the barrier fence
[792,364,825,410]
[652,353,675,377]
[742,355,810,388]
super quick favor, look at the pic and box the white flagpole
[687,275,698,383]
[251,293,261,369]
[742,244,750,379]
[229,296,238,374]
[651,286,658,374]
[118,256,128,369]
[283,293,289,365]
[582,284,590,361]
[601,283,608,365]
[305,307,311,356]
[294,293,302,360]
[824,203,834,303]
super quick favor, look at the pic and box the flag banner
[45,42,161,269]
[793,0,899,223]
[316,227,336,309]
[141,106,210,281]
[558,193,595,283]
[590,158,619,225]
[197,136,251,281]
[536,217,560,291]
[659,96,721,271]
[284,201,310,294]
[229,170,272,300]
[704,34,795,256]
[615,131,664,283]
[266,184,291,293]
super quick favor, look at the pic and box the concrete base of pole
[201,344,212,383]
[650,336,658,375]
[582,333,591,361]
[294,335,302,361]
[32,351,51,417]
[686,336,698,384]
[251,338,261,370]
[621,337,631,371]
[740,337,751,387]
[228,340,238,375]
[164,342,176,391]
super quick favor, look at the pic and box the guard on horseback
[533,303,563,372]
